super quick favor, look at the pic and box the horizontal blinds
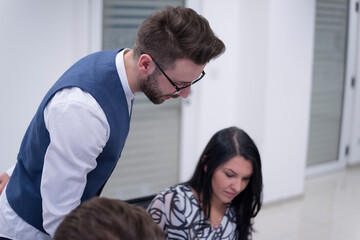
[102,95,181,200]
[101,0,184,200]
[307,0,349,166]
[103,0,183,50]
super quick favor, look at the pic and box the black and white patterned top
[147,184,238,239]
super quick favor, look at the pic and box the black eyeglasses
[145,54,205,95]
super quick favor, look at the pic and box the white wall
[0,0,99,172]
[260,0,315,202]
[182,0,316,203]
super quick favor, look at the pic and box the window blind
[307,0,349,166]
[101,0,184,200]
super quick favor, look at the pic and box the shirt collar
[115,48,135,114]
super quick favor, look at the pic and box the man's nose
[177,86,191,98]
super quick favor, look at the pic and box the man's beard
[140,74,178,104]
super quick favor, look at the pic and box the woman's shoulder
[149,183,199,209]
[155,183,193,200]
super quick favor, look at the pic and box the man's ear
[138,54,156,75]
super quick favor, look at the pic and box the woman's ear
[138,54,156,75]
[203,165,208,173]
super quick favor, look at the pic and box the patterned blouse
[147,184,238,239]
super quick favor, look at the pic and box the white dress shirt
[0,49,134,239]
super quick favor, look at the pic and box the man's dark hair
[133,6,225,68]
[54,197,165,240]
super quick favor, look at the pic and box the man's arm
[41,88,109,237]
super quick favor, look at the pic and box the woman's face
[211,155,253,205]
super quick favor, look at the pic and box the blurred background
[0,0,359,239]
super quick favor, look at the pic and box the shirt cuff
[6,165,15,177]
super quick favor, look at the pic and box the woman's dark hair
[133,6,225,67]
[54,197,165,240]
[187,126,263,240]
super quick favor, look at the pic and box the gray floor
[253,165,360,240]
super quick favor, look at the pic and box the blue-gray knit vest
[6,48,130,234]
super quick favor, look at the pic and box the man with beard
[0,5,225,240]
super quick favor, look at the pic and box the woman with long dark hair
[147,126,263,239]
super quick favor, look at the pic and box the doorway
[307,0,359,175]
